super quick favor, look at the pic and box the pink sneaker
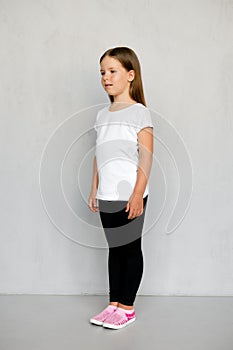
[90,305,117,326]
[103,308,136,329]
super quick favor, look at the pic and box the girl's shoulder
[94,103,153,132]
[95,103,151,124]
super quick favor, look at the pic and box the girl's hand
[88,191,99,212]
[125,193,144,219]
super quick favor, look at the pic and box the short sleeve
[135,108,154,133]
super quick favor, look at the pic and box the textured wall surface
[0,0,233,295]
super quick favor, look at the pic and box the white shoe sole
[103,317,136,330]
[89,318,103,326]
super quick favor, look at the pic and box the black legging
[99,195,148,306]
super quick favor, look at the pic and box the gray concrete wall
[0,0,233,295]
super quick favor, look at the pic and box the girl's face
[100,55,135,102]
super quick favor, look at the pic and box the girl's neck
[113,90,136,104]
[113,96,136,104]
[109,100,138,112]
[112,95,137,106]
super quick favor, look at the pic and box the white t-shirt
[94,103,154,201]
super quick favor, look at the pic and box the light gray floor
[0,295,233,350]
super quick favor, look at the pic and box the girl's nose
[103,73,110,81]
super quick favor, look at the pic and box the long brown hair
[99,47,146,106]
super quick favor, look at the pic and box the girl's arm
[91,155,99,193]
[88,155,99,212]
[125,127,153,219]
[133,127,154,196]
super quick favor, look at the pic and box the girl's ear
[128,70,135,82]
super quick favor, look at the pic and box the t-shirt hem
[96,191,149,201]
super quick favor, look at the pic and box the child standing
[88,47,154,329]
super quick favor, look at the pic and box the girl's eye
[100,70,115,76]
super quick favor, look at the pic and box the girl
[88,47,154,330]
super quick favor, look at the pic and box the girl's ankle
[109,302,118,307]
[118,303,134,310]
